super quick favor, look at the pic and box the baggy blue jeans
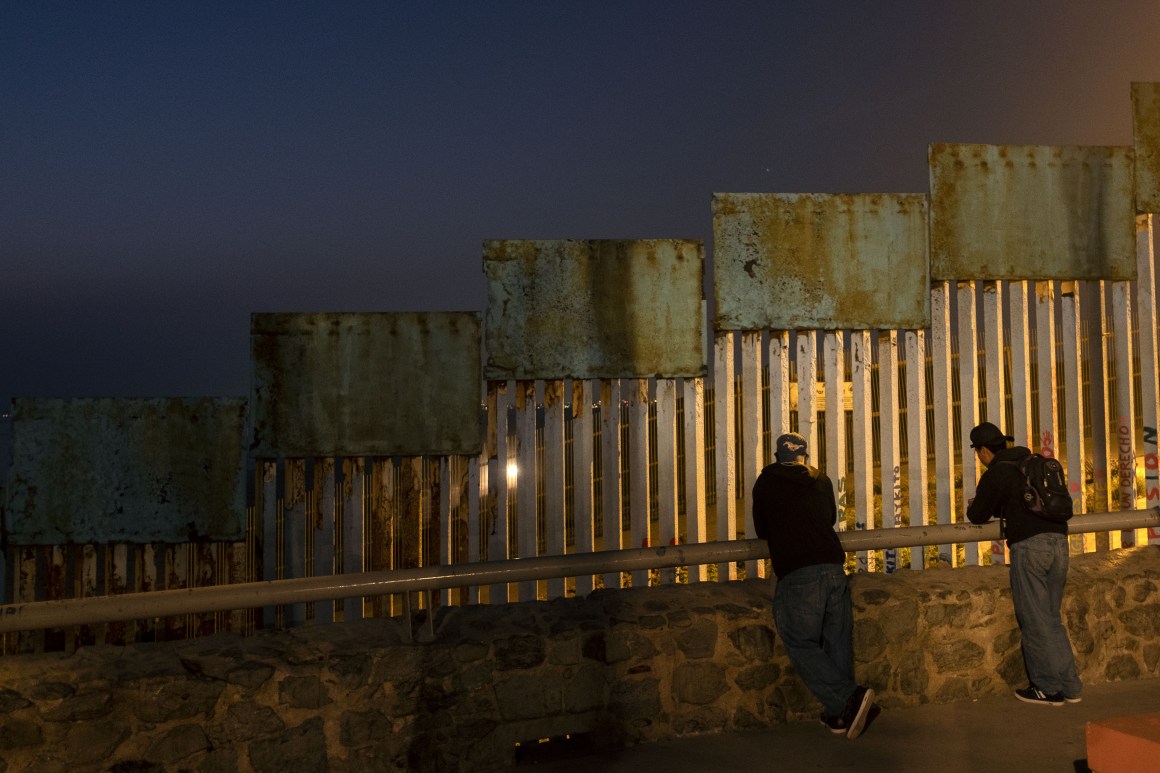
[1009,532,1083,697]
[772,563,856,718]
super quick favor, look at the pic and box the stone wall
[0,546,1157,773]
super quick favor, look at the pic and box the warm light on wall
[506,462,519,486]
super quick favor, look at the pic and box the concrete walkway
[517,677,1160,772]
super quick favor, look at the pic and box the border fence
[5,83,1160,655]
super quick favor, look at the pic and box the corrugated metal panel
[5,397,247,544]
[250,312,482,457]
[1133,82,1160,213]
[712,192,930,330]
[929,143,1135,280]
[483,239,706,379]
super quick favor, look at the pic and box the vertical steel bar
[796,330,820,571]
[1112,281,1137,548]
[375,457,397,617]
[797,331,820,456]
[467,456,481,603]
[161,544,185,640]
[769,331,791,434]
[303,462,317,624]
[823,332,848,534]
[878,331,902,572]
[957,282,980,566]
[543,379,566,599]
[142,544,158,639]
[1009,281,1034,563]
[600,379,623,590]
[1035,282,1061,460]
[1060,283,1089,554]
[628,378,651,588]
[714,332,738,581]
[341,457,364,622]
[315,458,336,624]
[740,332,763,580]
[930,283,957,567]
[283,458,307,626]
[438,457,452,606]
[656,378,680,584]
[982,281,1007,565]
[904,329,928,570]
[850,330,873,572]
[18,548,38,652]
[1008,282,1034,447]
[572,379,596,595]
[261,460,277,627]
[108,544,128,644]
[682,377,709,581]
[475,381,496,603]
[1086,282,1113,522]
[516,380,538,601]
[1135,215,1160,545]
[50,545,71,649]
[490,382,513,603]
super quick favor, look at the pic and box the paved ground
[516,676,1160,772]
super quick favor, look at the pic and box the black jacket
[966,445,1068,546]
[752,462,845,580]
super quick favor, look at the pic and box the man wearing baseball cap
[966,422,1083,706]
[753,432,876,739]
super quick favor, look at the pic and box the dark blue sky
[4,1,1160,409]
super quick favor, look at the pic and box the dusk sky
[5,1,1160,411]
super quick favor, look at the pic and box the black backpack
[1002,454,1074,522]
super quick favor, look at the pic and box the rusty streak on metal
[482,239,706,380]
[712,192,930,331]
[929,143,1135,281]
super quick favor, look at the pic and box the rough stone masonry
[0,546,1157,772]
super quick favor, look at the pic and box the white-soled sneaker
[1014,686,1064,706]
[820,713,848,734]
[843,686,875,739]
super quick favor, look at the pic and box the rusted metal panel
[5,397,247,544]
[250,312,482,457]
[929,144,1135,280]
[712,192,930,330]
[483,239,705,379]
[1133,83,1160,213]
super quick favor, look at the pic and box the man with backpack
[965,422,1084,706]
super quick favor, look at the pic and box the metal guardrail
[1,509,1157,634]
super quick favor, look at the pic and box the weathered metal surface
[929,144,1135,280]
[250,312,482,457]
[712,192,930,330]
[482,239,705,379]
[1132,82,1160,213]
[5,397,247,544]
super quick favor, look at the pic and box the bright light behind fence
[507,462,519,486]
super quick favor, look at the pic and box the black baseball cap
[969,422,1013,449]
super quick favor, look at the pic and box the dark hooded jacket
[966,445,1068,546]
[752,461,844,580]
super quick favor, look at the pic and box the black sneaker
[842,686,875,740]
[820,713,848,734]
[1063,695,1083,704]
[1014,686,1064,706]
